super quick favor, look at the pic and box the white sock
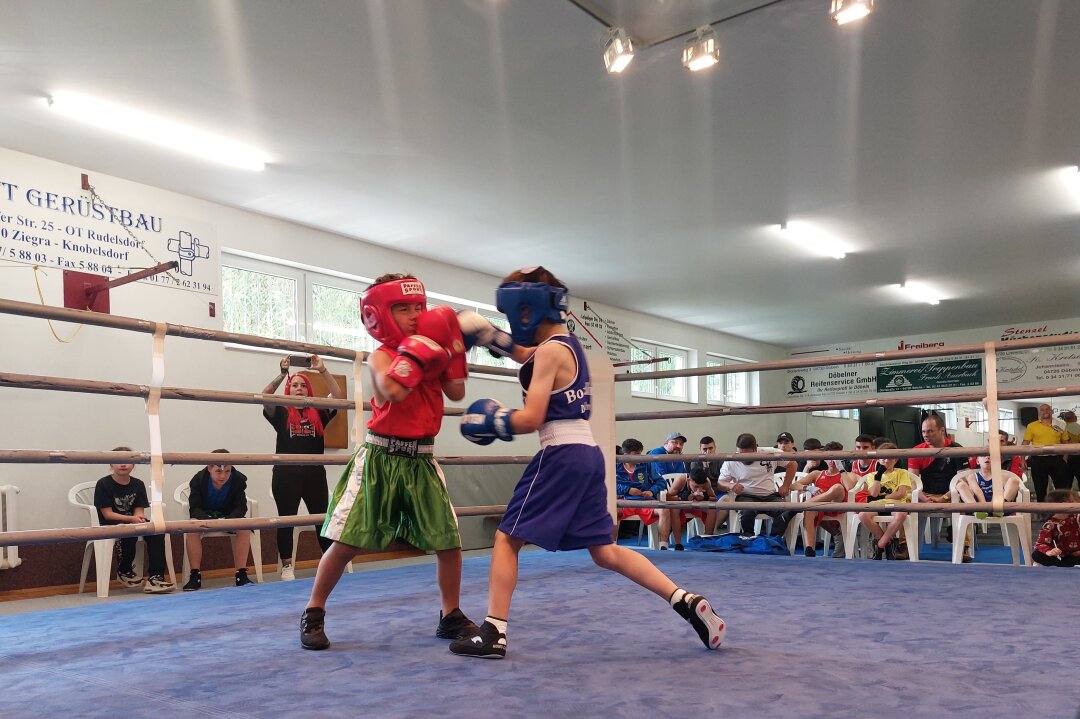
[485,616,508,635]
[669,588,688,608]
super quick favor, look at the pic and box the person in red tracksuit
[1032,489,1080,567]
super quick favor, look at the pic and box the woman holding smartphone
[261,355,343,580]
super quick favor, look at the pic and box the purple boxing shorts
[499,444,614,551]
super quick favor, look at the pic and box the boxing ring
[1,297,1079,718]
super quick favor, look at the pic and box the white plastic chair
[843,475,922,561]
[948,470,1032,565]
[174,484,264,583]
[783,481,851,557]
[269,483,351,574]
[69,481,176,598]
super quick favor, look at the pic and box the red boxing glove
[415,306,467,360]
[444,353,468,382]
[387,335,449,389]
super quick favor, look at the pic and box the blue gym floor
[1,550,1077,719]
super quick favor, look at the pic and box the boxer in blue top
[450,266,725,659]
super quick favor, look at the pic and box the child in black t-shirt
[93,447,174,593]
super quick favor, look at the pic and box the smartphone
[288,355,312,368]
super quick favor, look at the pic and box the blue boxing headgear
[496,281,568,346]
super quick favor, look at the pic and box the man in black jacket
[183,449,255,591]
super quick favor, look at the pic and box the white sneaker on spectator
[143,575,175,594]
[117,570,141,588]
[280,563,295,581]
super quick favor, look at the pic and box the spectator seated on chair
[182,449,256,591]
[717,433,795,537]
[793,441,851,557]
[796,437,822,473]
[856,447,913,560]
[688,436,722,494]
[647,431,689,476]
[848,434,880,489]
[909,412,972,559]
[615,438,665,535]
[968,429,1024,477]
[94,447,174,594]
[1032,489,1080,567]
[665,467,720,542]
[956,453,1021,519]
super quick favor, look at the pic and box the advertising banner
[0,147,219,297]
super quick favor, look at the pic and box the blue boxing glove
[457,310,515,359]
[461,398,516,445]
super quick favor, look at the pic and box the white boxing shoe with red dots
[673,593,725,650]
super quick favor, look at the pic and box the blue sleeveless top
[520,334,591,422]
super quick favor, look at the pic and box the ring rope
[0,506,512,548]
[1,370,1074,423]
[621,332,1080,381]
[613,384,1080,422]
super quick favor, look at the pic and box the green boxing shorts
[321,438,461,552]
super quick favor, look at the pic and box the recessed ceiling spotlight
[830,0,874,25]
[776,221,849,259]
[45,91,269,171]
[603,28,635,74]
[682,26,720,72]
[892,281,943,305]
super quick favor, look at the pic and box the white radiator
[0,485,22,570]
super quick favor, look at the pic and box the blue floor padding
[1,551,1077,718]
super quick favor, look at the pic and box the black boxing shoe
[300,607,330,650]
[449,621,506,659]
[436,608,480,640]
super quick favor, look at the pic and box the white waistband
[538,419,596,448]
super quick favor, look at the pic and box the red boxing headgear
[360,277,427,347]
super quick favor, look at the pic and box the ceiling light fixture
[603,28,635,74]
[830,0,874,25]
[45,91,268,171]
[776,221,849,259]
[682,26,720,72]
[893,281,942,305]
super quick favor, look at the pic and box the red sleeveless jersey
[367,346,444,439]
[850,458,879,479]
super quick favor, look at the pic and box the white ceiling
[1,0,1077,347]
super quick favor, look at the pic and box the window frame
[628,339,695,403]
[220,254,304,342]
[704,352,757,407]
[220,251,514,378]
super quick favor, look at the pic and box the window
[629,340,692,402]
[998,408,1016,439]
[705,353,755,406]
[221,252,514,374]
[466,313,513,370]
[915,403,957,430]
[311,282,374,352]
[221,264,298,341]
